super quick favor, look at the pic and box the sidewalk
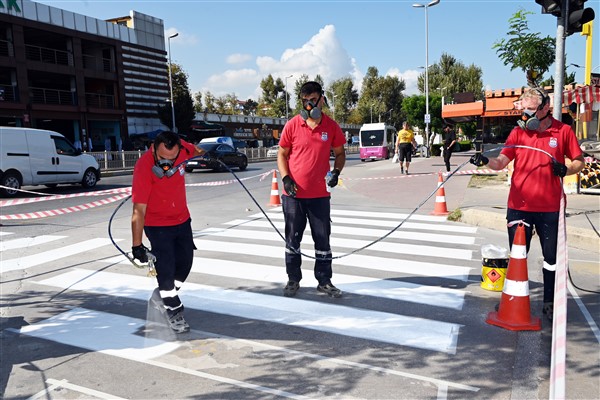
[454,154,599,251]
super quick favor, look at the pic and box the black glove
[132,244,150,263]
[282,175,297,197]
[552,160,567,178]
[328,169,340,188]
[469,153,489,167]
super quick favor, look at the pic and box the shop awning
[483,96,521,117]
[562,85,600,105]
[442,101,484,119]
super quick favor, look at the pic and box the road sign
[424,114,431,124]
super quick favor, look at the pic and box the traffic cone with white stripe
[431,172,449,215]
[486,222,541,331]
[269,171,281,206]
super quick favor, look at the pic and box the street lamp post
[168,32,179,133]
[285,74,293,120]
[370,103,374,123]
[413,0,440,157]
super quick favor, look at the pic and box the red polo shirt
[279,114,346,198]
[501,118,582,212]
[132,140,196,226]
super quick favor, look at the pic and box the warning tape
[342,168,508,181]
[0,193,131,221]
[0,170,275,220]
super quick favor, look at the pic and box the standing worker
[277,81,347,298]
[442,123,457,172]
[469,88,584,320]
[395,121,417,174]
[131,131,206,333]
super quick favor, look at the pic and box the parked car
[0,127,100,197]
[185,143,248,172]
[266,145,279,158]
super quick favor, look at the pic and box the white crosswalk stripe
[6,208,480,356]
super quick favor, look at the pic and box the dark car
[185,143,248,172]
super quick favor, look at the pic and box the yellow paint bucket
[481,258,509,291]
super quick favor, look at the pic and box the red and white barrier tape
[342,168,507,181]
[549,193,568,400]
[0,170,275,220]
[0,193,131,220]
[0,187,132,208]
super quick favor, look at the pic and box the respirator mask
[300,94,322,121]
[152,151,180,178]
[517,109,549,131]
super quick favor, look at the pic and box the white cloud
[199,24,362,100]
[387,68,422,96]
[227,53,252,64]
[164,27,198,46]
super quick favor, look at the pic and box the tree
[420,53,484,101]
[401,94,442,139]
[157,63,195,133]
[493,8,555,87]
[193,91,203,113]
[327,77,359,123]
[242,98,258,116]
[351,67,405,126]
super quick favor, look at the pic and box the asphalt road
[1,154,598,399]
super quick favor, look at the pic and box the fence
[89,144,359,175]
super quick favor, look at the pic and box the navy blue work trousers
[282,195,333,286]
[144,218,195,315]
[506,208,559,303]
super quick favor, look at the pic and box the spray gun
[129,247,157,277]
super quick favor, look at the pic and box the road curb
[460,209,599,251]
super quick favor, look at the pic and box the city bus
[359,123,396,162]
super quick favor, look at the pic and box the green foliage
[492,8,555,87]
[418,53,484,101]
[157,63,195,133]
[355,66,406,126]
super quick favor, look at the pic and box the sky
[37,0,600,101]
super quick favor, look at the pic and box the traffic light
[566,0,595,35]
[535,0,562,16]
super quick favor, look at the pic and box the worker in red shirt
[277,81,346,298]
[131,131,205,333]
[470,88,584,320]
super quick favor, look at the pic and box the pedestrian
[277,81,347,298]
[469,88,584,320]
[130,130,206,333]
[442,123,457,172]
[395,121,417,174]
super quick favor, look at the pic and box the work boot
[283,281,300,297]
[168,312,190,333]
[542,302,553,321]
[317,282,342,298]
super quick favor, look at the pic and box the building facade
[0,0,168,150]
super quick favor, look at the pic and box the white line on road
[0,235,66,252]
[28,379,127,400]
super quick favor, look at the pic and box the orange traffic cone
[486,222,541,331]
[431,172,449,215]
[269,171,281,206]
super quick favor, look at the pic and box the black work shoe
[542,302,553,321]
[283,281,300,297]
[317,283,342,298]
[168,312,190,333]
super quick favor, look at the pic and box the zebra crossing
[2,206,483,398]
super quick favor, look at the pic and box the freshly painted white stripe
[329,209,448,223]
[567,281,600,343]
[0,231,14,236]
[510,244,527,259]
[259,213,478,234]
[502,279,530,296]
[0,235,66,252]
[32,379,127,400]
[219,219,477,245]
[194,258,465,309]
[194,239,472,281]
[34,269,462,353]
[0,238,119,273]
[198,228,473,260]
[15,308,179,360]
[14,309,309,400]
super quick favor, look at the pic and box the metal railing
[83,54,115,72]
[90,145,359,175]
[85,93,115,109]
[0,39,13,57]
[25,44,72,66]
[30,87,75,105]
[0,84,17,102]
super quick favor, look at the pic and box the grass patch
[447,208,462,222]
[468,169,509,188]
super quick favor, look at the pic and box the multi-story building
[0,0,169,150]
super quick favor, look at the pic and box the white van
[0,127,101,197]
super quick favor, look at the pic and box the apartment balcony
[25,44,73,66]
[0,84,17,102]
[0,39,14,57]
[30,87,76,105]
[86,92,115,109]
[83,54,115,73]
